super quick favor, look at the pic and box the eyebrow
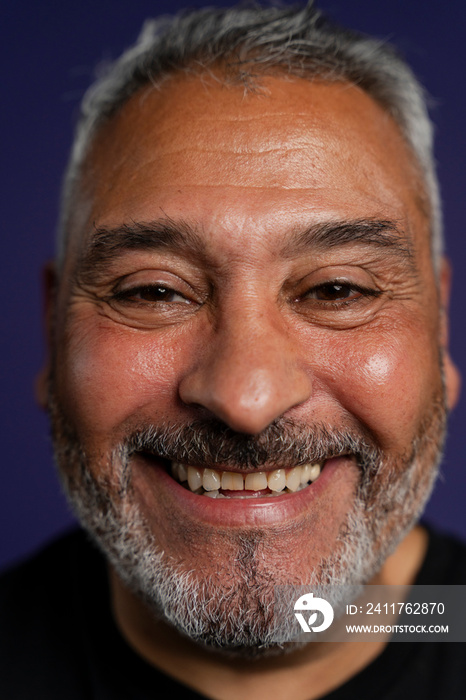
[77,219,206,282]
[76,215,413,282]
[283,218,412,260]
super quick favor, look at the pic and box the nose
[178,307,312,434]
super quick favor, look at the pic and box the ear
[35,261,57,409]
[439,257,461,410]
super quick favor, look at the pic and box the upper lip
[136,449,356,475]
[171,460,325,473]
[137,451,343,474]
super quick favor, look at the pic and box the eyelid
[110,267,198,297]
[111,282,191,304]
[302,280,381,298]
[290,277,386,330]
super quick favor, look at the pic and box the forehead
[75,73,429,261]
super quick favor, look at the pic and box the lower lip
[132,455,354,528]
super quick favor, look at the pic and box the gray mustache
[123,419,381,472]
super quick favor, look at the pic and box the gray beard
[48,389,447,658]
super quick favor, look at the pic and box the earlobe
[35,261,57,410]
[439,257,461,410]
[444,354,461,411]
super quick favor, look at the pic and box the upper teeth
[171,462,322,495]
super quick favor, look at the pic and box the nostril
[178,324,313,434]
[180,368,312,435]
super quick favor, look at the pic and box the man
[1,2,464,698]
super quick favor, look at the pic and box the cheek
[361,352,394,384]
[56,323,187,435]
[323,330,442,449]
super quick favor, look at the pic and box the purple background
[2,0,465,571]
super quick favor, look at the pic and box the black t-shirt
[0,526,465,699]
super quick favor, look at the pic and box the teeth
[174,461,323,497]
[268,469,286,492]
[309,463,321,482]
[187,466,203,491]
[172,462,188,482]
[221,471,244,491]
[203,468,221,491]
[244,471,268,491]
[204,489,225,499]
[285,466,302,492]
[301,463,321,484]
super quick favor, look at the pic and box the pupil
[320,284,348,300]
[141,285,169,301]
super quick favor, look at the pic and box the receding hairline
[66,69,431,262]
[57,3,442,273]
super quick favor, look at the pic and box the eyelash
[300,281,381,306]
[111,280,380,309]
[112,285,191,304]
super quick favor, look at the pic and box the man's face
[43,75,457,650]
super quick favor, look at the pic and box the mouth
[132,451,357,527]
[171,461,323,498]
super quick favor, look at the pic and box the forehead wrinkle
[165,145,310,157]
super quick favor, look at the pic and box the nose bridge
[178,296,312,434]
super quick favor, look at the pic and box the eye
[293,278,383,328]
[300,281,382,306]
[307,282,367,302]
[114,284,191,304]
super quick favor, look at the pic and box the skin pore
[38,74,460,699]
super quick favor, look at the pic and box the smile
[171,461,323,498]
[132,452,356,527]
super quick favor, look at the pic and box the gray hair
[58,1,442,268]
